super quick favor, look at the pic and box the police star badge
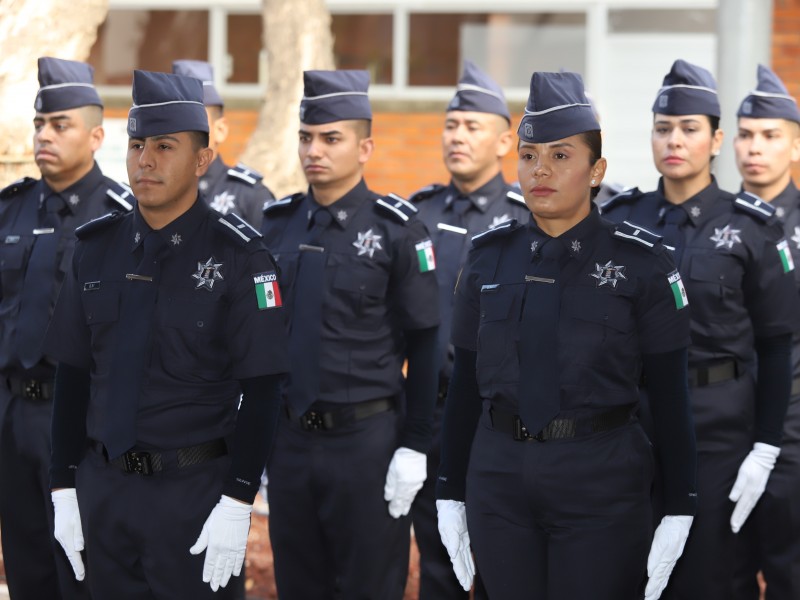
[353,228,383,258]
[710,224,742,250]
[192,257,224,291]
[590,260,627,288]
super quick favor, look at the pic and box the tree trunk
[0,0,109,187]
[240,0,335,199]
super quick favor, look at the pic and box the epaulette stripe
[387,193,418,213]
[218,217,251,242]
[622,220,660,238]
[107,189,133,211]
[438,223,468,234]
[235,163,263,178]
[735,197,773,218]
[227,169,258,185]
[506,190,525,203]
[614,230,655,247]
[229,213,263,238]
[664,244,676,251]
[376,198,409,221]
[272,197,294,206]
[472,221,513,242]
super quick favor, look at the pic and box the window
[609,9,715,34]
[332,14,393,85]
[227,13,262,84]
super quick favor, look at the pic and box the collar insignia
[690,206,701,218]
[192,257,224,291]
[171,233,182,246]
[531,240,539,255]
[134,231,141,244]
[337,210,348,222]
[591,260,627,288]
[199,179,209,192]
[571,239,581,254]
[68,194,80,206]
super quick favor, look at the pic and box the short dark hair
[188,130,209,151]
[351,119,372,140]
[580,130,603,199]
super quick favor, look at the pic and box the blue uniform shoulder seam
[214,213,263,246]
[733,191,775,222]
[471,219,520,247]
[599,186,641,213]
[0,177,37,200]
[227,163,263,186]
[375,193,417,224]
[612,220,663,253]
[263,192,303,215]
[409,184,445,203]
[75,211,125,240]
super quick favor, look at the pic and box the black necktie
[662,206,688,268]
[17,194,66,369]
[518,238,565,436]
[287,208,332,415]
[103,231,167,458]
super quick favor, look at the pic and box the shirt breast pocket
[332,264,389,326]
[688,253,743,322]
[565,291,635,363]
[0,241,28,292]
[477,285,519,368]
[82,289,120,325]
[163,295,228,380]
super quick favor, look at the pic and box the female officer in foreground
[436,70,697,600]
[601,60,799,600]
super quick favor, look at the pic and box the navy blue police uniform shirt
[411,173,531,379]
[452,208,691,417]
[200,156,274,228]
[601,177,798,367]
[0,162,133,379]
[44,198,289,452]
[261,179,439,442]
[767,180,800,382]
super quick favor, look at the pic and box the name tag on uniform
[4,235,19,244]
[525,275,556,284]
[32,228,55,235]
[480,284,499,292]
[83,281,101,291]
[299,243,324,253]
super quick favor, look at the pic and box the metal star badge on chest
[353,228,383,258]
[710,224,742,250]
[210,190,236,215]
[590,260,627,288]
[192,257,224,291]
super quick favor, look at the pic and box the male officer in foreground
[732,64,800,600]
[46,69,288,598]
[261,69,439,599]
[173,59,274,227]
[410,60,529,599]
[0,57,132,600]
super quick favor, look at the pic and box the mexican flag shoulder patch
[415,239,436,273]
[667,270,689,310]
[777,239,795,274]
[253,271,282,310]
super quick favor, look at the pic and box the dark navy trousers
[465,409,653,600]
[0,390,92,600]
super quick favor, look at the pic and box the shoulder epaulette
[612,220,663,253]
[0,177,36,200]
[471,219,520,248]
[105,180,134,211]
[599,187,641,213]
[227,163,263,186]
[505,188,526,206]
[375,193,418,224]
[214,212,263,245]
[733,191,775,222]
[263,192,304,215]
[75,211,125,240]
[409,184,445,203]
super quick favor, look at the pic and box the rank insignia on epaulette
[506,189,525,205]
[106,181,134,211]
[217,213,262,243]
[471,219,518,246]
[376,194,416,223]
[253,271,282,309]
[227,163,262,186]
[613,221,662,250]
[734,191,775,221]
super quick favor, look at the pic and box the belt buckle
[24,380,43,400]
[301,410,327,431]
[123,451,153,476]
[513,418,541,442]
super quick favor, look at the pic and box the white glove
[436,499,475,591]
[644,515,693,600]
[383,447,427,518]
[189,495,252,591]
[729,442,780,533]
[51,489,85,581]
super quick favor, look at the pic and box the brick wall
[773,0,800,182]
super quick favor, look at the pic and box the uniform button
[197,321,204,328]
[359,284,366,291]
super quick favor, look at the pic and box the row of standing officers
[0,51,797,600]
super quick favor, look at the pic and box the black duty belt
[288,397,394,432]
[688,360,739,388]
[7,377,54,401]
[489,404,635,442]
[91,438,227,476]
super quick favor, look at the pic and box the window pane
[227,14,262,84]
[332,14,393,85]
[609,9,715,34]
[409,13,586,88]
[88,10,209,86]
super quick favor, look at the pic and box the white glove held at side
[189,495,252,591]
[644,515,693,600]
[436,499,475,591]
[729,442,780,533]
[51,488,85,581]
[383,447,427,518]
